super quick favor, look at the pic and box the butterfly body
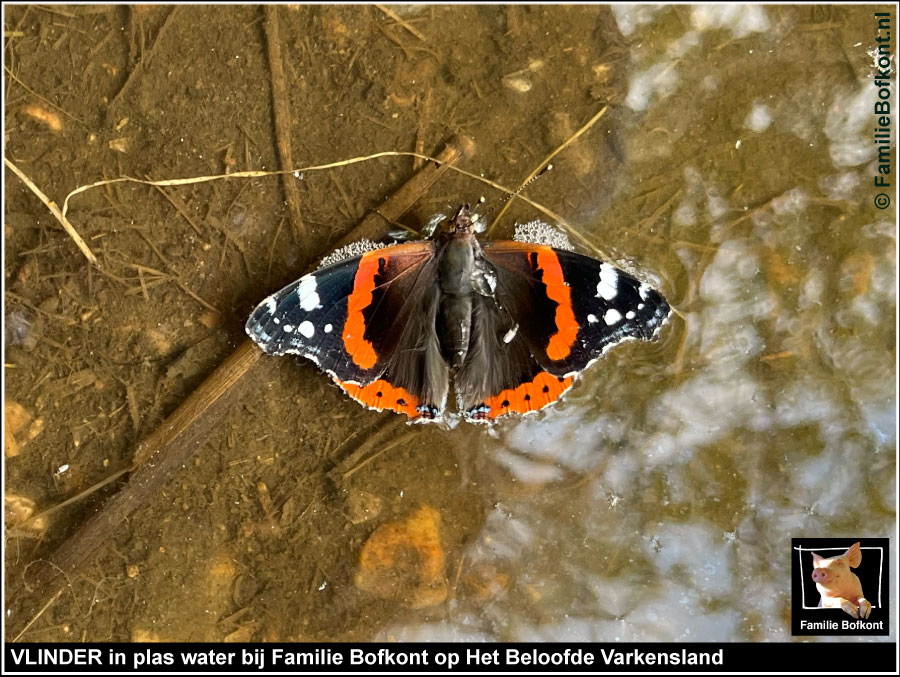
[246,206,671,424]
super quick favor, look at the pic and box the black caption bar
[4,642,897,674]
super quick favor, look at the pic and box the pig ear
[845,542,862,568]
[811,552,823,565]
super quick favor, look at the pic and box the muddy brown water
[4,5,895,642]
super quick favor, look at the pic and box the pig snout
[811,568,830,585]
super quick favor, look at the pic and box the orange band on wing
[334,377,422,419]
[474,371,574,420]
[536,248,578,361]
[342,252,381,369]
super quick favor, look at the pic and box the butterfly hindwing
[456,293,575,422]
[479,241,671,377]
[335,278,449,421]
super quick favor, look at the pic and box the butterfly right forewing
[480,241,671,377]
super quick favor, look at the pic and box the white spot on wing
[587,313,598,324]
[638,282,650,300]
[626,310,636,320]
[298,321,315,338]
[597,263,618,300]
[324,323,333,333]
[264,295,277,314]
[298,275,321,311]
[604,308,623,325]
[283,324,294,332]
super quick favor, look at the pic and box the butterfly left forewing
[245,255,365,372]
[246,241,441,411]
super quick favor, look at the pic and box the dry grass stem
[375,4,426,40]
[5,157,98,266]
[487,105,609,236]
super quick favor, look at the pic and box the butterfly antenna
[475,164,554,224]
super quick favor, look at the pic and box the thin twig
[634,188,682,233]
[107,6,177,114]
[57,147,575,243]
[54,145,580,255]
[20,468,130,530]
[13,588,64,643]
[488,105,609,236]
[134,231,220,313]
[147,175,203,236]
[413,89,432,171]
[5,157,98,266]
[264,5,307,245]
[375,4,426,41]
[59,150,495,216]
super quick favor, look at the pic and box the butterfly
[245,205,671,423]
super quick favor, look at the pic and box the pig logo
[792,537,888,636]
[810,542,871,619]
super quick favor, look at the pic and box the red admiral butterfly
[246,206,671,423]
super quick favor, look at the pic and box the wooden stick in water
[264,5,307,245]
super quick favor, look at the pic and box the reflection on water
[380,5,896,643]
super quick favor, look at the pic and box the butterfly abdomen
[436,234,478,369]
